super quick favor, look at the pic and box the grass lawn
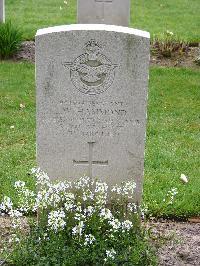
[0,62,199,218]
[145,67,200,218]
[6,0,200,41]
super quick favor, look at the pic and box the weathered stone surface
[36,24,150,202]
[0,0,5,23]
[77,0,130,26]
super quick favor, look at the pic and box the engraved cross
[95,0,113,22]
[73,142,108,178]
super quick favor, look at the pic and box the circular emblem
[63,40,118,95]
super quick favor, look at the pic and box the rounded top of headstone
[36,24,150,39]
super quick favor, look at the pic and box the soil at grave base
[147,220,200,266]
[0,217,200,266]
[8,41,200,70]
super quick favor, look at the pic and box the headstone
[0,0,5,23]
[77,0,130,27]
[36,24,150,202]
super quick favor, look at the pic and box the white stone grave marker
[77,0,130,26]
[36,24,150,202]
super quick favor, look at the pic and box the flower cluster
[0,168,140,262]
[47,210,66,232]
[111,180,136,199]
[105,249,117,262]
[0,196,23,230]
[0,196,13,214]
[84,234,95,246]
[163,187,178,205]
[14,180,35,213]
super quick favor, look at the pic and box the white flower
[140,203,148,219]
[163,188,178,205]
[14,181,25,189]
[9,209,23,218]
[31,168,50,187]
[48,210,66,232]
[64,193,75,211]
[127,203,137,213]
[94,181,108,207]
[8,210,23,229]
[0,196,13,213]
[84,206,94,217]
[72,221,84,236]
[36,190,49,209]
[74,176,92,189]
[84,234,95,246]
[30,167,40,174]
[121,220,133,231]
[104,249,116,261]
[72,226,77,235]
[121,180,136,199]
[95,181,108,193]
[9,234,21,244]
[111,181,136,199]
[108,218,121,231]
[170,188,178,195]
[15,237,20,243]
[14,181,36,213]
[180,174,188,184]
[99,208,113,220]
[111,185,121,194]
[74,211,86,221]
[95,194,107,207]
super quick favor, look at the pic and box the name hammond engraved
[63,39,118,95]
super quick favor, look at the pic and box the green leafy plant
[1,169,157,265]
[152,31,189,58]
[0,21,23,59]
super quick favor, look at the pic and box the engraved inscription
[63,40,118,95]
[49,99,140,138]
